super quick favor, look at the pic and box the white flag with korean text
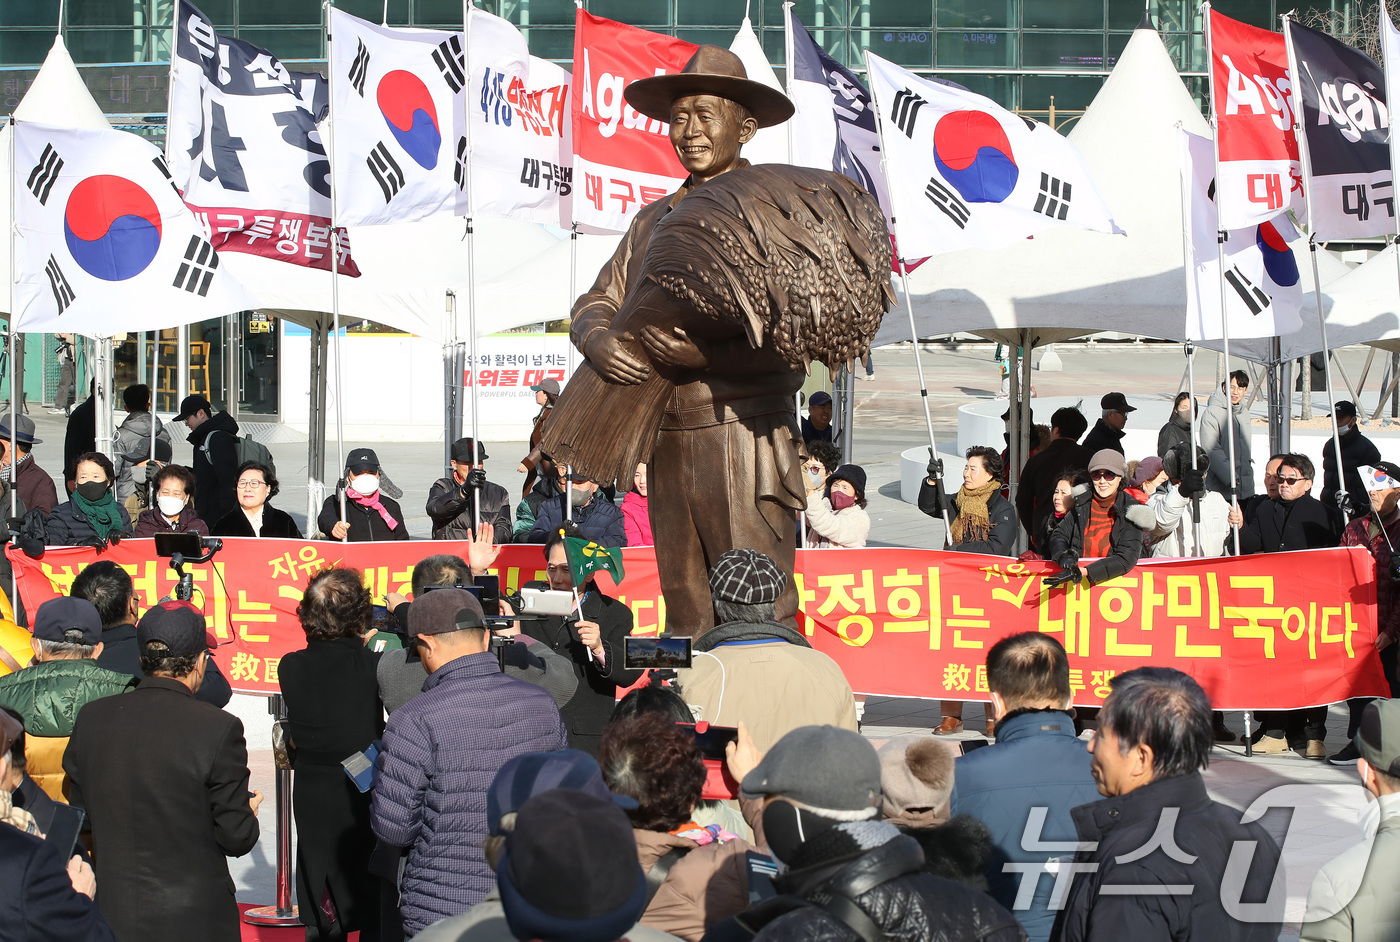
[326,8,467,226]
[866,52,1121,257]
[465,4,572,225]
[167,0,359,273]
[13,121,257,333]
[1181,128,1302,341]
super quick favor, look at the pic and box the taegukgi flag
[326,7,467,226]
[167,0,360,274]
[464,3,572,226]
[1283,17,1393,240]
[570,11,695,234]
[865,52,1121,257]
[13,120,258,333]
[1180,128,1302,342]
[1205,4,1305,230]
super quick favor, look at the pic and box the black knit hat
[828,463,866,497]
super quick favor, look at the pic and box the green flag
[563,533,625,587]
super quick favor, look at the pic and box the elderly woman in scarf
[923,446,1020,735]
[45,452,131,548]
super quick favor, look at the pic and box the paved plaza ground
[19,340,1393,939]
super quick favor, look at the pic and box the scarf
[348,489,399,530]
[951,479,999,545]
[72,488,125,541]
[1084,492,1116,558]
[1,785,40,837]
[784,818,901,873]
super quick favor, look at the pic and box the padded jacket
[635,828,754,941]
[920,480,1019,556]
[318,493,409,542]
[426,475,512,541]
[44,500,132,547]
[370,652,567,936]
[1047,490,1152,584]
[526,491,626,546]
[0,659,136,800]
[715,834,1025,942]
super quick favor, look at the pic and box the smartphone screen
[153,531,203,558]
[45,805,85,861]
[473,574,501,617]
[623,636,693,670]
[677,722,739,761]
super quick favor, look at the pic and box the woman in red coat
[621,463,652,546]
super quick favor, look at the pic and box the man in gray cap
[1302,698,1400,941]
[677,549,855,752]
[1081,392,1135,456]
[426,438,512,542]
[714,725,1023,941]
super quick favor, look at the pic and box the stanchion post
[241,693,299,927]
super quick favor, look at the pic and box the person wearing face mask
[212,462,303,538]
[709,725,1024,942]
[131,465,208,537]
[1321,400,1382,522]
[803,464,869,549]
[319,448,409,543]
[621,463,653,546]
[526,471,626,547]
[45,453,132,548]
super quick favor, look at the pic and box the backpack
[202,429,275,479]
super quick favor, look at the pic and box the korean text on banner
[326,7,467,227]
[570,11,695,234]
[1284,18,1394,240]
[1181,127,1303,341]
[167,0,360,275]
[1206,5,1304,230]
[10,541,1386,711]
[465,4,573,226]
[13,120,259,334]
[866,52,1121,257]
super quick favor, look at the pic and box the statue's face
[669,94,757,184]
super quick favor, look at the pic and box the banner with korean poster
[570,11,695,234]
[167,0,360,275]
[1206,5,1305,230]
[462,333,575,431]
[11,540,1386,710]
[465,4,572,226]
[1283,17,1394,240]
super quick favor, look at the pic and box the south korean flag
[12,121,258,333]
[326,7,467,226]
[865,52,1122,257]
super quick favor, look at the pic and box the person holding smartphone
[519,524,642,755]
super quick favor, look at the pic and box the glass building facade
[0,1,1363,120]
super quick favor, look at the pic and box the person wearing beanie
[1301,698,1400,941]
[1045,449,1154,589]
[708,725,1023,942]
[877,735,994,888]
[804,463,870,548]
[677,549,856,753]
[427,437,513,542]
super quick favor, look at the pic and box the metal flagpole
[564,0,584,524]
[1283,15,1347,513]
[324,0,347,533]
[464,2,481,533]
[863,50,952,542]
[8,117,18,610]
[1203,3,1242,555]
[1174,122,1204,554]
[149,330,158,507]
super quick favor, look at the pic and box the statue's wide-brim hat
[624,45,795,128]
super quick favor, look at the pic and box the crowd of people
[18,533,1400,942]
[0,373,1397,941]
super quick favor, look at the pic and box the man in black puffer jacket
[703,725,1026,942]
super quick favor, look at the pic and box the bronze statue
[541,46,892,636]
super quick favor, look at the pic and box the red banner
[8,540,1388,710]
[1207,7,1304,228]
[570,11,695,233]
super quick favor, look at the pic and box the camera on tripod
[154,531,223,602]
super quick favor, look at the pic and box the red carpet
[237,904,361,941]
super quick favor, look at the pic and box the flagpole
[1175,122,1204,555]
[566,0,584,523]
[324,0,347,532]
[783,1,796,163]
[8,117,18,611]
[863,49,952,544]
[1384,4,1400,407]
[1283,14,1347,515]
[463,1,481,533]
[1203,3,1242,556]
